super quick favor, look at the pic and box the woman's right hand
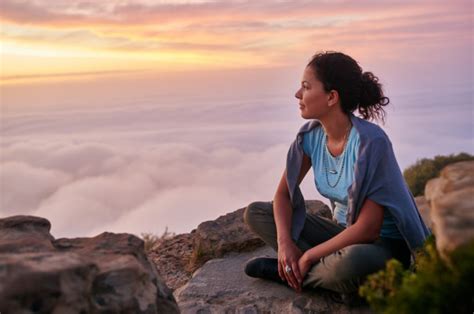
[277,239,304,292]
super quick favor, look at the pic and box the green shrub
[359,236,474,314]
[403,152,474,196]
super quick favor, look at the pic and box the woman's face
[294,66,331,119]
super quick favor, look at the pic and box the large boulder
[0,215,179,314]
[424,160,474,259]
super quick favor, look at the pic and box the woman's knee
[243,201,273,229]
[303,244,390,293]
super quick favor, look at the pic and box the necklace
[322,123,352,188]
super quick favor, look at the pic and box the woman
[243,51,430,300]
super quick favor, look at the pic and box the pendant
[329,169,338,174]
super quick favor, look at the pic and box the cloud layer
[1,71,321,238]
[1,137,300,237]
[1,69,472,239]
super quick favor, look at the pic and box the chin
[299,111,312,120]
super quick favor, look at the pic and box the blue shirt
[285,113,430,253]
[302,126,359,222]
[302,125,403,239]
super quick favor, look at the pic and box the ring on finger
[285,265,292,273]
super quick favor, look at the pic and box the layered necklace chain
[322,123,352,188]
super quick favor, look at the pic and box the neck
[320,111,352,143]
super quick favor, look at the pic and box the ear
[327,90,339,107]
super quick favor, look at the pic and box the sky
[1,0,473,238]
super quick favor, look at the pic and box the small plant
[141,226,176,253]
[187,241,218,273]
[359,236,474,314]
[358,259,408,312]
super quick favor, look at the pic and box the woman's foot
[244,257,285,284]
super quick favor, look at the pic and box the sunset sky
[1,1,472,237]
[1,0,472,81]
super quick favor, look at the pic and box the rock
[424,161,474,259]
[0,215,55,253]
[424,178,443,203]
[148,232,195,291]
[305,200,333,219]
[147,200,332,292]
[190,207,266,272]
[414,196,432,228]
[146,199,342,311]
[0,215,179,314]
[0,252,99,314]
[189,200,332,273]
[174,246,372,313]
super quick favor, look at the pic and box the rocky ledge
[0,216,179,313]
[149,200,374,313]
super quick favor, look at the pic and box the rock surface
[174,246,372,313]
[148,232,195,291]
[0,215,179,314]
[149,200,332,291]
[424,160,474,259]
[150,200,371,313]
[414,196,432,228]
[192,200,332,271]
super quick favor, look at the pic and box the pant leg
[243,201,344,252]
[302,238,394,294]
[245,201,405,294]
[298,212,345,249]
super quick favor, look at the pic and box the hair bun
[358,71,389,123]
[361,71,378,85]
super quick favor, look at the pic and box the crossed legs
[244,201,394,294]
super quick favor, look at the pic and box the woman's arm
[273,153,312,290]
[273,154,312,243]
[299,198,385,272]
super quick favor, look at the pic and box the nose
[294,87,302,99]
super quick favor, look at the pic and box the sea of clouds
[1,69,472,238]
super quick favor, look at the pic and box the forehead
[302,66,318,83]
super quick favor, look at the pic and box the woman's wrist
[300,252,314,269]
[277,235,293,246]
[303,247,320,265]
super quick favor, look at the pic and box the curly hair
[307,51,390,123]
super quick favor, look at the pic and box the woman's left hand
[297,253,313,285]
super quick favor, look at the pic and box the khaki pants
[243,201,410,294]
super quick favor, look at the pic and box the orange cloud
[1,0,472,81]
